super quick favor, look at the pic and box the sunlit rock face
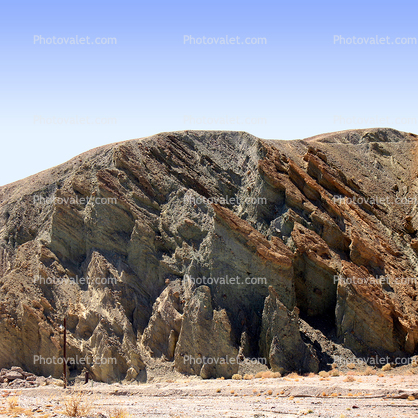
[1,128,418,381]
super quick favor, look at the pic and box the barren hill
[1,128,418,382]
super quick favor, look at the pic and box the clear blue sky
[1,0,417,186]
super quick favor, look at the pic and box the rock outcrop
[1,128,418,381]
[174,286,238,379]
[260,286,319,373]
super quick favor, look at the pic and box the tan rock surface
[1,128,418,382]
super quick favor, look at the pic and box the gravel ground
[1,374,418,417]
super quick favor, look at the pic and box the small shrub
[363,366,376,375]
[6,397,19,409]
[318,371,329,378]
[347,363,356,369]
[3,396,33,417]
[232,374,242,380]
[109,408,132,418]
[243,374,253,380]
[344,375,355,382]
[61,392,92,417]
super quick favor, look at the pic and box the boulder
[4,371,24,381]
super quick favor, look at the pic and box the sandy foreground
[1,374,418,418]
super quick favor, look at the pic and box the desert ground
[2,370,418,418]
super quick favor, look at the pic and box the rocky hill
[1,128,418,382]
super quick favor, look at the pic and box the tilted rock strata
[0,128,417,381]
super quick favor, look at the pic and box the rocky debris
[0,366,63,388]
[1,128,418,381]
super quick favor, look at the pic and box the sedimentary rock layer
[0,128,417,381]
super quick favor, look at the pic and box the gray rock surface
[260,286,319,373]
[0,129,418,381]
[174,285,239,379]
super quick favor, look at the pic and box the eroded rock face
[0,128,418,381]
[260,287,319,374]
[142,280,183,360]
[174,286,238,379]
